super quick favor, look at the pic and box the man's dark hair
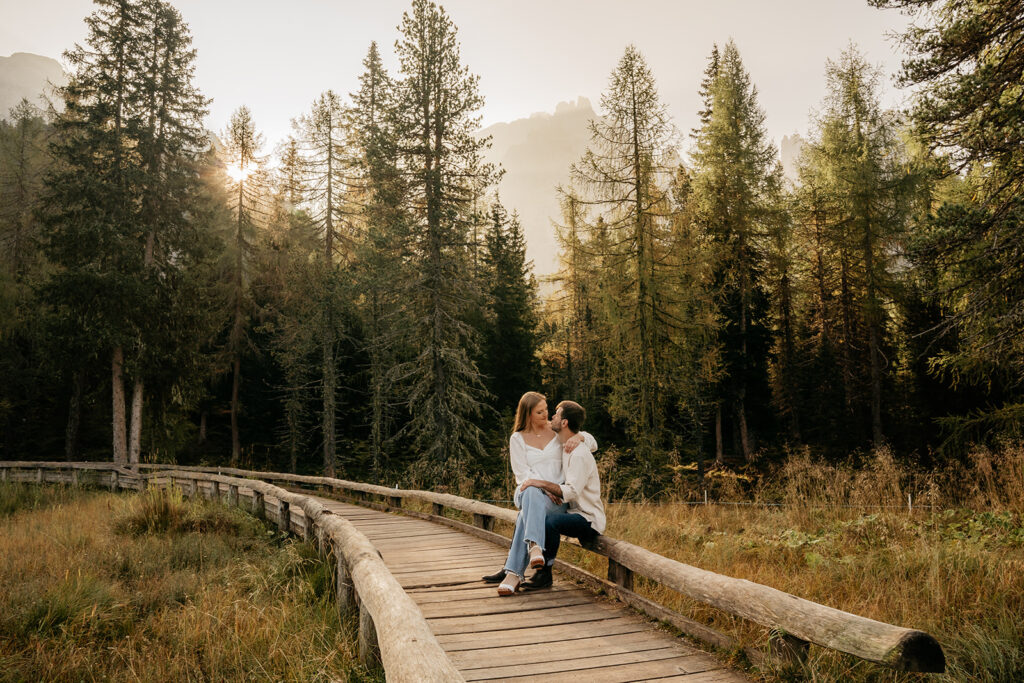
[556,400,586,432]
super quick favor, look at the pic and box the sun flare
[225,163,251,182]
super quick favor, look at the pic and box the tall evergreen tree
[872,0,1024,437]
[690,40,777,461]
[390,0,496,488]
[480,200,539,409]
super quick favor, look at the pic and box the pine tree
[0,99,50,280]
[480,200,539,409]
[390,0,496,488]
[690,40,777,461]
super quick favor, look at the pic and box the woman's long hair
[513,392,546,434]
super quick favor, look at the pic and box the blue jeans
[503,486,566,579]
[543,510,598,565]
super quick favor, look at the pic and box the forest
[1,0,1021,499]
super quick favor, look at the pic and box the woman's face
[531,400,549,429]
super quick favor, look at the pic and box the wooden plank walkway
[311,496,748,682]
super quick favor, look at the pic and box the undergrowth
[0,484,379,682]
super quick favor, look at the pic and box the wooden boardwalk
[312,496,747,682]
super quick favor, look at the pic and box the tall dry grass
[0,483,377,682]
[558,443,1024,682]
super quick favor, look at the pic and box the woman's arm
[509,433,529,485]
[564,430,599,453]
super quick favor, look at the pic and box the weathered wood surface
[0,461,946,675]
[313,497,747,682]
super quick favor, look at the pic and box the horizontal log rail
[0,461,462,682]
[2,461,945,673]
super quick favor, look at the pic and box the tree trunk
[714,404,724,465]
[112,347,127,464]
[231,354,241,466]
[129,377,143,464]
[323,324,337,479]
[65,369,84,461]
[198,410,207,444]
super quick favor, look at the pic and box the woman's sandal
[529,543,545,569]
[497,573,521,596]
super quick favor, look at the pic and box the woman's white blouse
[510,430,597,506]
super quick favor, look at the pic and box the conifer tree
[294,90,354,477]
[872,0,1024,436]
[690,40,777,461]
[480,200,539,409]
[390,0,496,488]
[221,105,266,466]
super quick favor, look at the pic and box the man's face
[550,407,564,433]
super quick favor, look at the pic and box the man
[495,400,606,594]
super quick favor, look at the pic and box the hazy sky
[3,0,913,148]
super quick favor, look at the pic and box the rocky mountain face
[0,53,67,119]
[780,133,806,183]
[479,96,596,276]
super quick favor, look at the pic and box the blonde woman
[482,391,597,592]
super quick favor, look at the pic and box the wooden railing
[0,461,462,682]
[1,461,946,674]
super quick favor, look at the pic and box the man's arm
[519,478,563,501]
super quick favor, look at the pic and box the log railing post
[336,551,356,618]
[210,480,220,501]
[110,470,119,492]
[1,468,7,482]
[252,490,264,518]
[473,513,495,532]
[277,500,290,533]
[388,495,402,509]
[432,502,444,516]
[769,629,810,667]
[228,484,239,507]
[608,557,634,592]
[36,468,43,484]
[357,595,380,668]
[71,468,79,487]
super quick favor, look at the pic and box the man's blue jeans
[503,486,565,579]
[543,509,598,565]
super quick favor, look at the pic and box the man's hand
[563,435,582,452]
[520,478,564,503]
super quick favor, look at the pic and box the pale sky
[2,0,913,150]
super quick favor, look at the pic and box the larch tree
[294,90,353,477]
[221,105,267,466]
[390,0,496,488]
[871,0,1024,438]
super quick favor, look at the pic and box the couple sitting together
[482,392,605,595]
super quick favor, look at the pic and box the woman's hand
[563,435,582,452]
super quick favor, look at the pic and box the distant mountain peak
[0,52,68,119]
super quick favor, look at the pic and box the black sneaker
[521,565,552,591]
[481,568,507,583]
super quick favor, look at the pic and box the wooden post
[336,551,356,618]
[110,470,119,492]
[473,513,495,532]
[608,557,634,592]
[211,480,220,501]
[36,468,43,484]
[251,490,264,518]
[277,500,290,533]
[358,596,380,667]
[769,629,810,667]
[1,468,7,482]
[388,495,402,509]
[432,502,444,516]
[71,469,79,487]
[228,485,239,507]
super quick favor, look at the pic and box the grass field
[558,445,1024,682]
[0,483,376,682]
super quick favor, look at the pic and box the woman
[482,391,597,594]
